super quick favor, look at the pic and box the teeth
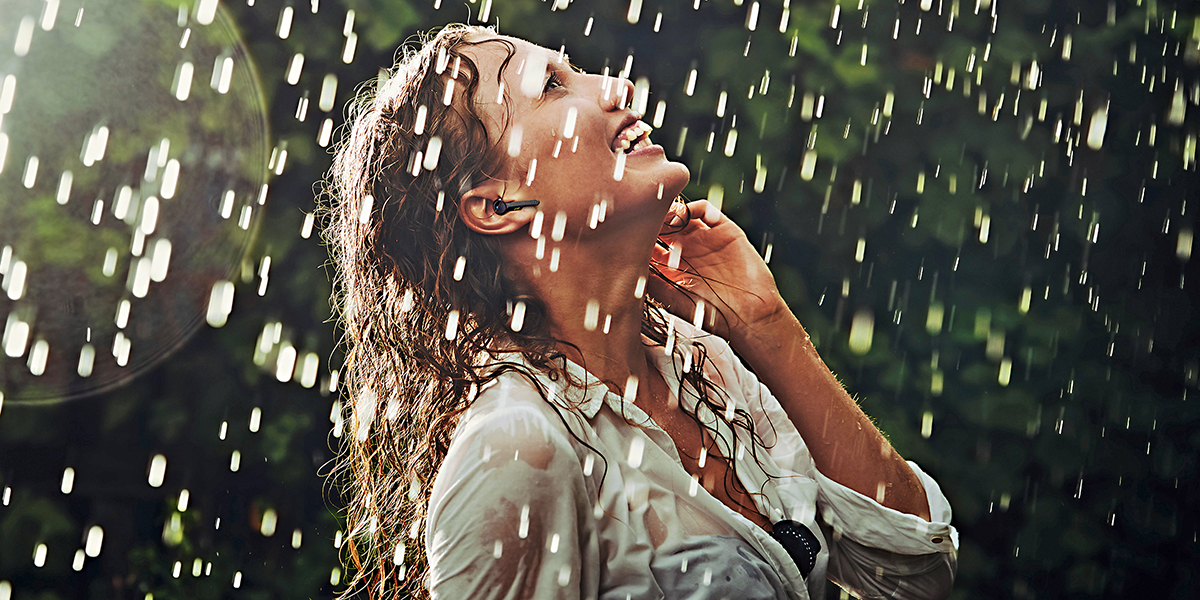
[614,120,653,153]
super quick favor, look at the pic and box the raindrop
[84,526,103,557]
[55,171,72,204]
[518,504,530,539]
[520,54,549,98]
[848,309,874,355]
[77,345,94,377]
[260,508,278,537]
[423,137,442,170]
[633,77,650,116]
[0,75,14,114]
[342,33,358,64]
[60,467,75,494]
[277,6,293,39]
[172,61,194,101]
[584,299,600,331]
[21,156,38,188]
[319,74,338,111]
[562,107,578,138]
[205,280,235,328]
[1167,84,1186,125]
[285,53,304,85]
[147,454,167,488]
[28,339,49,376]
[14,17,34,57]
[626,0,642,24]
[623,375,639,404]
[194,0,217,24]
[800,149,817,181]
[276,342,296,382]
[1086,105,1108,150]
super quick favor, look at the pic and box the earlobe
[459,185,539,235]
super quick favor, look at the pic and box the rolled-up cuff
[813,460,958,555]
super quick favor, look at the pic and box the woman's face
[460,35,690,237]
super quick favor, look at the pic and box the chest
[640,380,773,531]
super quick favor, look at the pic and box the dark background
[1,0,1197,598]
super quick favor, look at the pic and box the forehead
[461,35,565,91]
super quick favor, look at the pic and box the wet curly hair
[322,24,776,599]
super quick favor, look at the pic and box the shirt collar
[550,315,696,421]
[495,310,701,421]
[551,356,611,418]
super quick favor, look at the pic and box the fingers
[661,199,726,234]
[645,268,730,335]
[690,199,723,227]
[650,238,685,272]
[663,200,690,228]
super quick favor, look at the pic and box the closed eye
[543,69,565,94]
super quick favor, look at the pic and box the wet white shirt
[426,315,958,600]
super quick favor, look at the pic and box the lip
[625,141,663,158]
[611,112,642,154]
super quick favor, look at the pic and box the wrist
[731,299,807,354]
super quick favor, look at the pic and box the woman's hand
[647,199,789,345]
[650,201,934,522]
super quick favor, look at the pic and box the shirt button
[931,537,944,544]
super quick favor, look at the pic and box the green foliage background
[1,0,1197,598]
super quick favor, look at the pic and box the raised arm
[728,307,932,520]
[650,200,929,520]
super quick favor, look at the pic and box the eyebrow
[551,48,581,72]
[557,55,584,76]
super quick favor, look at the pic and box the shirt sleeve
[425,384,592,600]
[814,463,958,600]
[692,325,958,599]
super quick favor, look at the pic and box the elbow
[904,550,957,600]
[832,549,957,600]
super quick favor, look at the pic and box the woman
[325,24,957,600]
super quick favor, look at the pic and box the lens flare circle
[0,0,268,402]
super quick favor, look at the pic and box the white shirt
[426,315,958,600]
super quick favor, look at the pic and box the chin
[657,161,690,199]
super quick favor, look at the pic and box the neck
[507,226,660,390]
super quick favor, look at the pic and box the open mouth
[613,120,653,154]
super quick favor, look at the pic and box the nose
[599,75,636,113]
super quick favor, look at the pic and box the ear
[459,181,538,235]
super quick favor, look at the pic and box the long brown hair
[322,24,777,599]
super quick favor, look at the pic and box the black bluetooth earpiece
[493,198,540,215]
